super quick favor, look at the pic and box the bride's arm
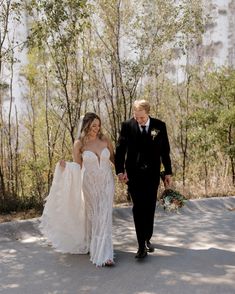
[73,139,83,166]
[105,136,115,165]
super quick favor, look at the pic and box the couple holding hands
[40,99,172,267]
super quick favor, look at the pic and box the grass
[0,209,41,223]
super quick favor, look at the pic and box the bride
[40,113,115,267]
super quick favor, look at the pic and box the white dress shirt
[139,117,150,133]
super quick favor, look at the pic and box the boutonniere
[151,128,160,140]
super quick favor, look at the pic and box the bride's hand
[59,160,66,169]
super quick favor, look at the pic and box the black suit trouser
[127,171,159,250]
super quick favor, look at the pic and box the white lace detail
[40,148,114,267]
[82,147,114,266]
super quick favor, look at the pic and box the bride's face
[88,118,100,137]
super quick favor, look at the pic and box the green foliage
[1,0,235,214]
[191,68,235,156]
[27,0,90,49]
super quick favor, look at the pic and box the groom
[115,99,172,259]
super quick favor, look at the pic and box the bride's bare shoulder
[101,134,110,143]
[73,140,83,155]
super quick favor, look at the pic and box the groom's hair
[133,99,150,114]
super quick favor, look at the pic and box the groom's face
[133,109,149,126]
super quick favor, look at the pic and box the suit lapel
[148,117,153,135]
[130,118,141,137]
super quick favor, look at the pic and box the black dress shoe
[146,241,155,253]
[135,248,147,259]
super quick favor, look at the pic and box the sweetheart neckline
[83,147,109,168]
[83,147,109,158]
[83,148,110,167]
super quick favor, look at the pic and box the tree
[26,0,91,144]
[189,67,235,193]
[0,0,23,211]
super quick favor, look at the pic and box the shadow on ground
[0,197,235,294]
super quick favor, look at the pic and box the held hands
[118,172,171,186]
[118,172,129,184]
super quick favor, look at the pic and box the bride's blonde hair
[79,112,103,151]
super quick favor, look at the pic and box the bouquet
[159,189,187,212]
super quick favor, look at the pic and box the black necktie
[141,125,147,136]
[139,125,148,169]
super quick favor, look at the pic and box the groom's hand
[164,175,172,189]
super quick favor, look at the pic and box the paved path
[0,197,235,294]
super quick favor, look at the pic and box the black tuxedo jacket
[115,117,172,182]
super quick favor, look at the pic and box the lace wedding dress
[40,147,114,267]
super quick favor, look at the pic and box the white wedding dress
[40,147,114,266]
